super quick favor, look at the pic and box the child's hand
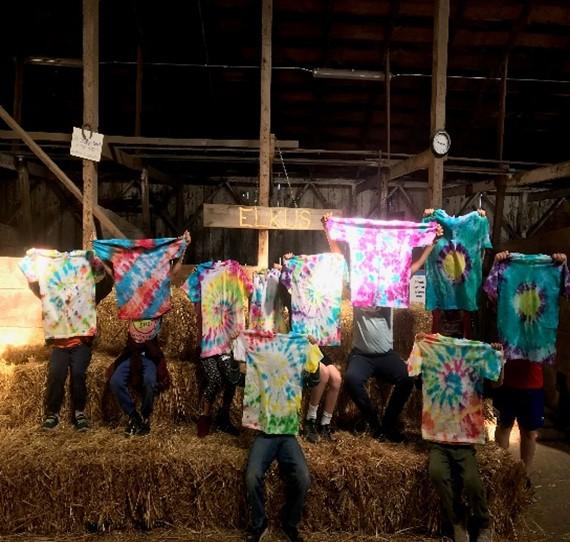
[490,342,503,352]
[181,230,191,244]
[477,208,487,217]
[321,213,332,226]
[307,335,317,345]
[495,251,510,262]
[416,332,427,341]
[435,223,444,238]
[552,253,567,264]
[423,208,435,217]
[283,252,293,260]
[273,262,283,271]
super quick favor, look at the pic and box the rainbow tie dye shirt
[19,249,105,340]
[233,331,322,435]
[424,210,492,311]
[280,253,348,346]
[249,268,286,332]
[325,217,437,308]
[408,333,503,444]
[93,237,186,320]
[184,260,252,358]
[484,253,570,364]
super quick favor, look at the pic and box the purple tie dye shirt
[326,217,437,308]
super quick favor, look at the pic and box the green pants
[428,443,490,529]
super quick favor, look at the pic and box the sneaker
[42,414,59,430]
[304,419,319,443]
[319,424,336,442]
[452,523,469,542]
[197,414,212,438]
[282,526,304,542]
[74,412,90,432]
[124,412,143,437]
[244,524,268,542]
[137,418,151,436]
[477,527,493,542]
[384,427,406,443]
[217,416,240,436]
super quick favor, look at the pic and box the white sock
[306,404,318,421]
[320,411,333,426]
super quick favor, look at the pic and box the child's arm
[170,230,191,278]
[321,213,342,254]
[411,209,443,274]
[488,342,504,388]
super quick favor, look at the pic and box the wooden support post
[135,43,143,136]
[141,167,151,234]
[16,158,32,241]
[0,105,125,238]
[257,0,272,269]
[427,0,450,208]
[492,175,507,245]
[82,0,99,248]
[379,49,391,219]
[176,184,185,231]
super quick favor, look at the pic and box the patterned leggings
[201,354,239,405]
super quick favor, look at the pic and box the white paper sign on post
[70,126,104,162]
[409,274,426,305]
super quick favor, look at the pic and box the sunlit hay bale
[95,288,198,360]
[0,427,529,538]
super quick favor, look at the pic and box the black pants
[201,354,238,407]
[45,343,92,415]
[344,348,413,429]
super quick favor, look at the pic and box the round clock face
[432,130,451,157]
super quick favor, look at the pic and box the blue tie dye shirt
[484,253,570,364]
[424,210,492,311]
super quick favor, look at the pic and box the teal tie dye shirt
[424,210,492,311]
[484,253,570,364]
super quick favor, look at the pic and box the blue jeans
[245,434,310,533]
[109,356,157,418]
[46,343,92,415]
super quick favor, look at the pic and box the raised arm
[321,213,341,254]
[170,230,191,277]
[411,209,443,274]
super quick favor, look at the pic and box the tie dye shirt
[184,260,253,358]
[19,249,105,340]
[424,210,492,311]
[325,217,437,308]
[93,237,186,320]
[280,253,348,346]
[408,333,503,444]
[484,253,570,364]
[233,331,322,435]
[249,269,283,332]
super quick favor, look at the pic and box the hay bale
[95,288,198,359]
[0,427,529,537]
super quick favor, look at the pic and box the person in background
[107,317,170,436]
[491,250,568,476]
[321,213,442,442]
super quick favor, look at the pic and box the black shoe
[217,413,240,436]
[74,412,90,432]
[124,412,143,437]
[383,426,406,443]
[42,414,59,430]
[319,424,336,442]
[282,526,304,542]
[303,419,319,443]
[244,524,268,542]
[137,418,151,436]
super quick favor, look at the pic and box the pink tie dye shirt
[326,217,437,308]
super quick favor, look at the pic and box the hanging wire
[277,145,297,208]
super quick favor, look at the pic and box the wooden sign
[203,204,342,230]
[70,127,104,162]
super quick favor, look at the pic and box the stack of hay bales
[0,287,531,539]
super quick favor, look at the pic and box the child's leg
[140,356,158,420]
[322,364,342,423]
[454,446,490,530]
[428,444,457,525]
[307,363,330,420]
[200,356,223,416]
[517,389,544,475]
[68,343,92,414]
[109,360,136,416]
[493,386,515,450]
[45,347,72,416]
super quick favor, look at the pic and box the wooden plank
[0,105,125,239]
[82,0,99,248]
[16,160,32,241]
[0,130,299,149]
[203,204,341,230]
[512,160,570,186]
[257,0,273,269]
[427,0,450,208]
